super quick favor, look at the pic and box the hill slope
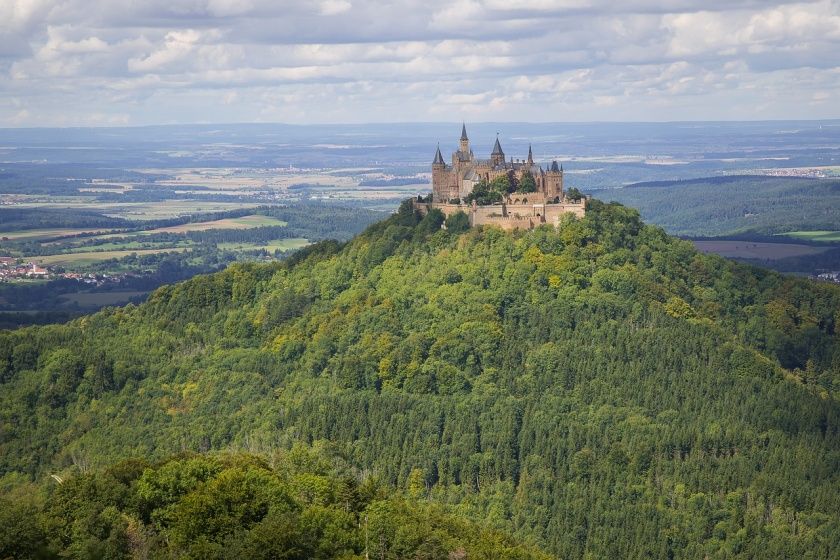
[2,200,839,558]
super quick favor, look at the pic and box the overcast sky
[1,0,839,127]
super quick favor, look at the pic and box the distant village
[0,257,130,286]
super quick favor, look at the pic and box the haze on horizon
[1,0,839,127]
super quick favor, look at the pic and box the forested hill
[2,200,840,558]
[591,175,840,236]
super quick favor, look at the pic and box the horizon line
[2,117,840,131]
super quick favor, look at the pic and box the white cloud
[0,0,838,125]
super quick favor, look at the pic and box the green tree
[518,172,537,193]
[445,211,470,233]
[566,187,583,201]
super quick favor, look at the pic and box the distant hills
[1,200,838,558]
[592,175,840,236]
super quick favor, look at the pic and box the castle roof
[491,136,504,156]
[550,160,560,172]
[461,123,468,141]
[433,145,444,164]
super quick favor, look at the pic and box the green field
[34,248,188,266]
[781,230,840,242]
[218,238,309,252]
[59,240,191,253]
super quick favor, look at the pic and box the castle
[415,124,586,230]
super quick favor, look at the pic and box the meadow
[217,238,309,252]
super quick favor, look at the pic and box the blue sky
[1,0,839,126]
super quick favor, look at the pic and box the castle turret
[459,123,470,153]
[433,144,445,167]
[527,144,533,165]
[491,135,505,167]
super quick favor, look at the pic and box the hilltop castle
[416,124,586,230]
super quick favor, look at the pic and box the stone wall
[414,199,586,231]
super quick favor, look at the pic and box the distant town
[0,257,133,286]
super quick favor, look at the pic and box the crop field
[59,290,150,307]
[782,231,840,242]
[79,214,287,243]
[34,248,188,266]
[217,238,309,252]
[692,240,829,260]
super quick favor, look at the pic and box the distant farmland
[0,227,121,242]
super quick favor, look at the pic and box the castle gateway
[415,124,586,230]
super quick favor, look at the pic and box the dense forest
[1,200,839,558]
[592,175,840,236]
[0,445,547,559]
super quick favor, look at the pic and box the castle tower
[545,160,564,200]
[432,144,446,202]
[491,135,505,167]
[459,123,470,153]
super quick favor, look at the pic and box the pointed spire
[550,160,560,172]
[560,163,563,172]
[527,144,533,164]
[491,134,504,156]
[460,123,468,141]
[433,144,444,165]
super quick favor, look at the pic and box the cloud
[319,0,352,16]
[0,0,838,125]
